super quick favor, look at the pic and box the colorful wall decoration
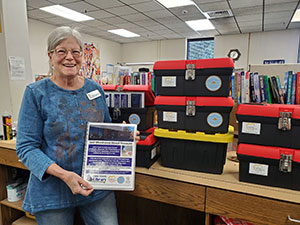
[80,43,101,84]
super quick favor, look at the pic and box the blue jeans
[34,192,119,225]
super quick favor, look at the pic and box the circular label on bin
[207,112,223,128]
[205,75,222,92]
[129,113,141,125]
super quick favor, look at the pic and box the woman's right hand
[62,171,94,196]
[46,163,94,197]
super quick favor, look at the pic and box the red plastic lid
[101,85,118,91]
[236,103,300,119]
[153,58,234,70]
[137,132,158,146]
[155,96,234,107]
[237,143,300,163]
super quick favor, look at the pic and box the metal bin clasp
[185,64,195,80]
[279,154,292,173]
[186,100,196,116]
[278,112,292,131]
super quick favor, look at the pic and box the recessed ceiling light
[156,0,194,8]
[108,29,140,38]
[185,19,215,31]
[292,9,300,22]
[40,5,94,22]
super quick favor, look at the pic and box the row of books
[105,92,145,108]
[232,71,300,104]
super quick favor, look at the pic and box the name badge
[86,90,101,100]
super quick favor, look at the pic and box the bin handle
[288,215,300,223]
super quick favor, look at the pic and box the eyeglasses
[51,48,82,58]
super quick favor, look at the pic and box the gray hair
[47,26,83,75]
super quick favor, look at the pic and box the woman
[17,26,126,225]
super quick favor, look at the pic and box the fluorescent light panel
[40,5,94,22]
[292,9,300,22]
[185,19,215,31]
[156,0,194,8]
[108,29,140,38]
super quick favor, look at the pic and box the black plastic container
[237,143,300,191]
[155,96,233,133]
[109,107,155,131]
[136,128,160,168]
[236,104,300,149]
[153,58,234,97]
[154,126,234,174]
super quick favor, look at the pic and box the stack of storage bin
[102,84,159,168]
[153,58,235,174]
[236,104,300,190]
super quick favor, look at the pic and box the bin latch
[113,108,121,120]
[185,64,195,80]
[186,100,196,116]
[278,112,292,131]
[279,154,292,173]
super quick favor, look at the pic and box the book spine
[291,74,297,104]
[241,71,245,103]
[296,72,300,104]
[259,75,266,102]
[231,73,235,99]
[249,73,256,102]
[271,76,280,103]
[264,75,272,103]
[253,73,261,103]
[244,72,250,103]
[286,73,293,104]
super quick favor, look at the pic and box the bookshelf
[249,63,300,81]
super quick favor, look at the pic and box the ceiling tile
[134,19,161,27]
[193,0,226,4]
[121,13,149,22]
[146,24,170,31]
[120,0,152,4]
[38,16,74,25]
[107,5,139,16]
[116,23,141,29]
[85,10,114,19]
[232,6,262,17]
[27,9,54,19]
[80,19,108,28]
[196,2,230,12]
[169,5,206,21]
[101,16,129,25]
[264,23,287,31]
[264,2,298,13]
[228,0,263,9]
[62,1,99,13]
[144,9,173,19]
[48,0,80,4]
[161,33,183,39]
[240,25,262,33]
[235,14,262,23]
[288,22,300,29]
[26,0,53,8]
[155,16,183,25]
[130,1,164,12]
[84,0,124,9]
[265,0,298,5]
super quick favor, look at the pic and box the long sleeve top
[16,77,112,213]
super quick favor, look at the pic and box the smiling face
[49,36,82,79]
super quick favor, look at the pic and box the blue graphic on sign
[205,75,222,91]
[117,176,125,184]
[87,157,132,166]
[88,145,121,156]
[207,112,223,128]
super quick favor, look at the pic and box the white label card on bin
[242,122,261,135]
[163,111,177,122]
[162,76,176,87]
[151,147,157,159]
[249,163,269,176]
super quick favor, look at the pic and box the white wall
[214,29,300,70]
[28,19,122,76]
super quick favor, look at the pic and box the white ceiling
[26,0,300,43]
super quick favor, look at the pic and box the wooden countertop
[1,139,300,205]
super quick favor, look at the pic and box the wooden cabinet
[1,140,300,225]
[206,187,300,225]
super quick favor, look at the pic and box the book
[253,73,261,103]
[291,73,297,104]
[82,122,137,190]
[249,73,256,102]
[258,75,266,102]
[286,72,293,104]
[296,72,300,104]
[271,76,281,103]
[264,75,272,103]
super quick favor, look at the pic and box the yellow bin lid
[154,126,234,143]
